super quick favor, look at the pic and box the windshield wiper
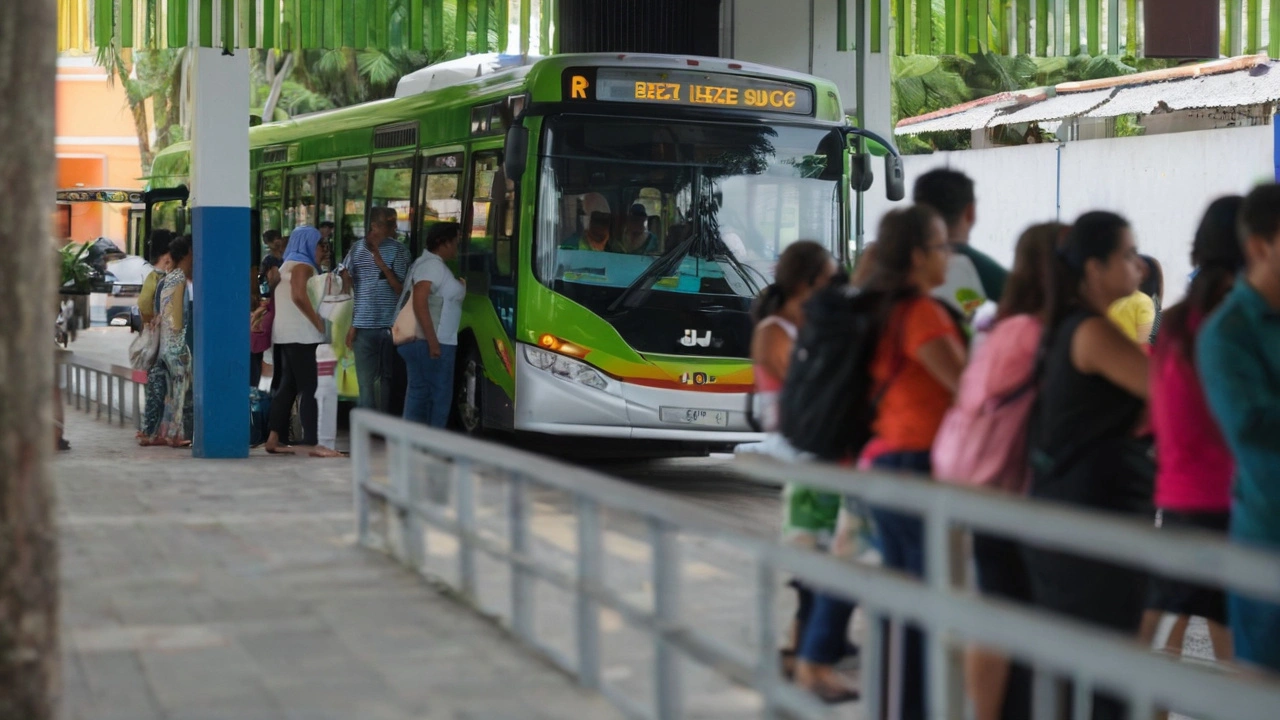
[708,241,766,296]
[605,232,698,315]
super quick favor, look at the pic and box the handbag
[391,283,425,346]
[128,288,163,370]
[316,271,351,321]
[129,319,161,370]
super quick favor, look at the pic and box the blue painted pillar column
[190,48,250,458]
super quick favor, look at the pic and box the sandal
[57,438,71,452]
[812,684,860,704]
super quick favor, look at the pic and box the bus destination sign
[564,68,815,116]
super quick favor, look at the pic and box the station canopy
[57,0,551,54]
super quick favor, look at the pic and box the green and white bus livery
[149,52,903,448]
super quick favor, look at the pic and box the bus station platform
[56,411,621,720]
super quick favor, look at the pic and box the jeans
[353,327,395,412]
[399,341,457,428]
[270,343,319,446]
[869,450,931,720]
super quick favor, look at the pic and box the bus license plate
[659,407,729,427]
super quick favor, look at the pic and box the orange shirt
[870,296,962,452]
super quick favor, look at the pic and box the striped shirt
[342,238,410,328]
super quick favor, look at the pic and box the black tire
[454,342,484,436]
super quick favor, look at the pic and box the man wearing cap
[622,203,661,255]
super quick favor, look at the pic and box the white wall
[864,124,1276,301]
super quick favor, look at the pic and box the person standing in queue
[1024,212,1151,720]
[1197,184,1280,675]
[1139,197,1244,664]
[149,237,195,447]
[746,241,839,682]
[913,169,1007,321]
[399,222,466,428]
[342,207,410,414]
[266,226,342,458]
[795,206,966,716]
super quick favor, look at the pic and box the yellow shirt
[1108,291,1156,343]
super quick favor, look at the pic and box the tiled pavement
[56,412,621,720]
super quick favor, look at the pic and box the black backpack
[779,282,894,461]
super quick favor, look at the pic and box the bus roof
[149,53,847,178]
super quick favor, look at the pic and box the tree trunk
[0,0,60,718]
[262,51,294,122]
[113,50,154,174]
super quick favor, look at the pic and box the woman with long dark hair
[1139,197,1243,662]
[747,240,838,681]
[795,206,965,716]
[947,222,1064,720]
[1024,211,1150,720]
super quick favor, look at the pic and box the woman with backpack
[933,223,1064,720]
[747,241,840,685]
[794,205,966,717]
[1024,211,1151,720]
[1138,197,1243,664]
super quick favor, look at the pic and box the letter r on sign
[571,75,589,99]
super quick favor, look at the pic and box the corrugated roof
[894,56,1280,133]
[895,96,1024,135]
[1086,63,1280,117]
[989,88,1115,127]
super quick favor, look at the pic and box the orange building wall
[56,56,145,244]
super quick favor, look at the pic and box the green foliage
[59,243,94,293]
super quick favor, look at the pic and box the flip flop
[264,445,296,455]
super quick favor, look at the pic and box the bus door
[464,143,518,338]
[337,159,369,261]
[255,169,284,266]
[284,166,318,235]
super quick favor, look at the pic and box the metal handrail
[350,409,1280,720]
[55,348,147,430]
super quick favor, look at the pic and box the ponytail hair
[750,240,832,325]
[1161,196,1244,364]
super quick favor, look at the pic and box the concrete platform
[55,411,621,720]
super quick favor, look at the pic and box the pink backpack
[932,314,1042,494]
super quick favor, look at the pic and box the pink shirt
[1151,327,1234,511]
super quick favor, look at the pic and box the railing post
[95,371,103,420]
[133,377,142,431]
[863,605,886,720]
[650,519,683,720]
[393,438,425,570]
[117,376,126,426]
[351,415,372,546]
[925,506,963,720]
[1032,665,1064,720]
[73,368,82,410]
[106,373,114,423]
[508,474,535,643]
[455,459,477,600]
[576,496,602,691]
[755,558,781,718]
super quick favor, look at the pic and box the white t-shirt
[404,251,465,346]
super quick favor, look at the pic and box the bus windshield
[535,116,842,358]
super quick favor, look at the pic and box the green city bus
[150,52,902,448]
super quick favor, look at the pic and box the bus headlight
[523,346,609,392]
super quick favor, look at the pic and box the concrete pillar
[190,48,250,459]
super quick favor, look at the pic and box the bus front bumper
[513,344,764,443]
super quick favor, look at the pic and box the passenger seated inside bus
[620,203,661,255]
[561,211,624,252]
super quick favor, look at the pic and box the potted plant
[59,242,94,295]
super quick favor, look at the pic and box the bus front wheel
[455,343,484,436]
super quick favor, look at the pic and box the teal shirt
[1197,281,1280,547]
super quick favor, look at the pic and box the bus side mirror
[885,154,905,201]
[850,155,873,193]
[504,125,529,183]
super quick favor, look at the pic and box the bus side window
[466,151,517,336]
[370,157,415,248]
[285,170,316,233]
[339,165,368,258]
